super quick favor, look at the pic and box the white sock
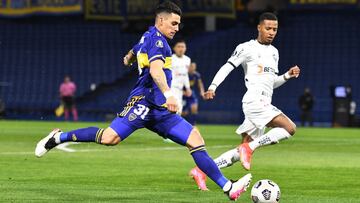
[54,132,61,144]
[222,180,232,192]
[214,148,240,169]
[248,127,291,151]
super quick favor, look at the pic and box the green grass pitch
[0,120,360,202]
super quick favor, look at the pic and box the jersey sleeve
[227,43,248,68]
[132,43,141,54]
[148,37,167,63]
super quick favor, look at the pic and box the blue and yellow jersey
[189,71,201,90]
[128,26,172,108]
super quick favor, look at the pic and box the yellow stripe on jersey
[138,53,149,68]
[118,96,145,117]
[137,53,172,69]
[164,57,172,69]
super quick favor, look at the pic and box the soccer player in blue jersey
[34,1,251,200]
[182,62,205,125]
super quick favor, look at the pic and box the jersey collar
[255,39,271,47]
[152,26,165,38]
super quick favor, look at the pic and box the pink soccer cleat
[224,173,252,201]
[238,143,254,170]
[189,167,209,191]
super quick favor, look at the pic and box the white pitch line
[55,142,79,152]
[0,145,235,155]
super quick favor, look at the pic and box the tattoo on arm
[150,60,170,93]
[152,72,169,93]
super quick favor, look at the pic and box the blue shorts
[110,98,193,145]
[183,96,198,113]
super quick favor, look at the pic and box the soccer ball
[251,179,281,203]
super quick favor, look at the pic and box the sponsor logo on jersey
[155,40,163,48]
[273,53,278,62]
[128,113,137,121]
[232,48,244,57]
[258,64,276,74]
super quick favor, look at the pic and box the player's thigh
[236,121,264,141]
[267,113,296,135]
[147,112,192,145]
[106,116,138,145]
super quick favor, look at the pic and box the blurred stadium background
[1,1,360,203]
[0,0,359,127]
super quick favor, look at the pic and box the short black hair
[173,39,186,47]
[259,12,278,24]
[155,1,182,17]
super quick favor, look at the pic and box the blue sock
[60,127,103,143]
[190,145,228,188]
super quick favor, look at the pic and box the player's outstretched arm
[287,65,301,78]
[205,62,235,100]
[274,65,301,89]
[149,60,178,113]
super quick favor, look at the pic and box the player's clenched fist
[204,90,216,100]
[287,65,300,78]
[123,55,131,66]
[166,96,178,113]
[123,49,135,66]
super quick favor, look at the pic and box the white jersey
[171,54,191,114]
[228,39,279,103]
[171,54,191,90]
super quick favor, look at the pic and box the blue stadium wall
[0,11,359,124]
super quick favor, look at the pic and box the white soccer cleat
[225,173,252,201]
[35,128,62,158]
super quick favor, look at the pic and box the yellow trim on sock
[190,146,205,154]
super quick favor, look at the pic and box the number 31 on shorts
[133,104,150,119]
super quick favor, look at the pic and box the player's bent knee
[186,128,205,149]
[102,134,120,145]
[101,128,121,145]
[287,123,297,136]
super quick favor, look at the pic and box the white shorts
[172,87,184,114]
[236,97,282,139]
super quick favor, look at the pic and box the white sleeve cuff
[163,90,174,99]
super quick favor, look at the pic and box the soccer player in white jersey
[190,12,300,190]
[171,39,192,114]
